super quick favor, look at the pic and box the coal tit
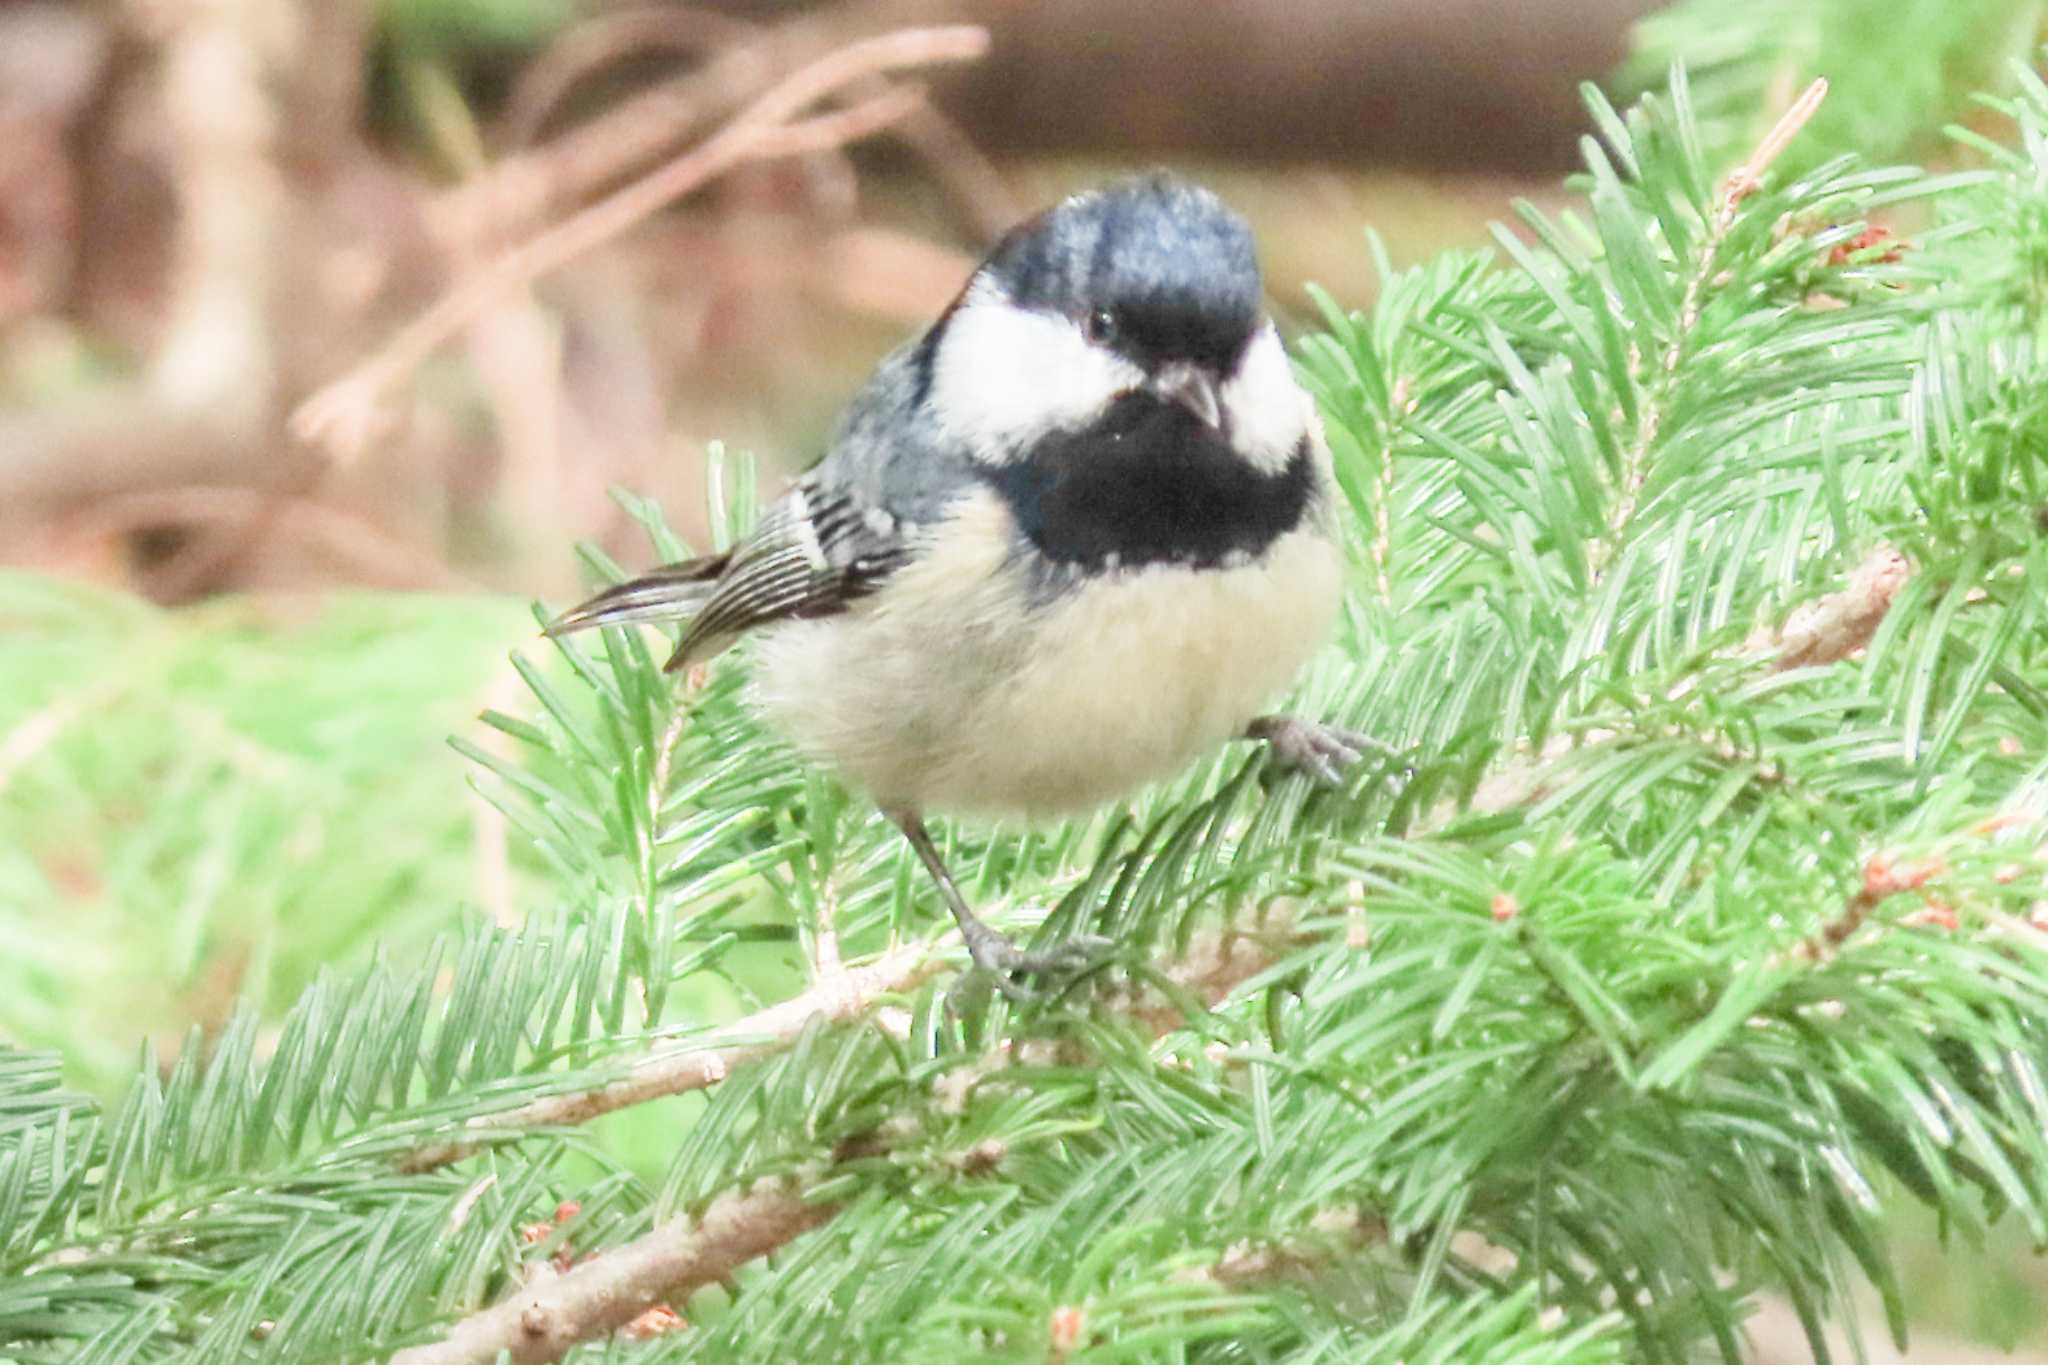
[549,174,1367,996]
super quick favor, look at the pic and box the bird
[547,173,1368,998]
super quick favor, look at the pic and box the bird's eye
[1083,307,1118,345]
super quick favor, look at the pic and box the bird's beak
[1149,363,1224,430]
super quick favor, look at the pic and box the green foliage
[377,0,580,55]
[0,906,703,1361]
[1625,0,2044,169]
[12,54,2048,1365]
[0,581,533,1092]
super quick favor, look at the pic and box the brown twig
[443,11,777,248]
[1716,77,1829,224]
[388,1184,835,1365]
[1793,852,1943,963]
[293,24,991,462]
[465,4,1013,251]
[397,942,941,1172]
[500,4,761,150]
[1757,544,1910,671]
[1181,1207,1387,1293]
[397,892,1312,1174]
[885,98,1018,243]
[1102,910,1310,1037]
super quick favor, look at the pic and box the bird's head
[925,174,1306,475]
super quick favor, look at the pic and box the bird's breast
[750,486,1343,822]
[966,522,1342,818]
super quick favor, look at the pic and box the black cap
[982,173,1262,373]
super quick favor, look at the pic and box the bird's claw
[1250,714,1384,788]
[961,926,1113,1002]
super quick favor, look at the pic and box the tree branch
[404,536,1917,1177]
[1755,544,1910,671]
[397,941,942,1172]
[1596,77,1829,577]
[393,906,1316,1363]
[497,4,760,154]
[388,1184,834,1365]
[61,484,470,591]
[1181,1206,1387,1292]
[398,896,1310,1174]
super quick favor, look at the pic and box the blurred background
[5,0,2048,1357]
[0,0,1664,603]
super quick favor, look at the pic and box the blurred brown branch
[0,0,308,589]
[457,3,1015,254]
[501,5,760,150]
[293,23,992,464]
[1,5,1003,602]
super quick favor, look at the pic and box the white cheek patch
[1222,325,1315,474]
[929,292,1142,461]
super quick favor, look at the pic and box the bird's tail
[542,553,730,637]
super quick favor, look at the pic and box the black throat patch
[978,393,1315,575]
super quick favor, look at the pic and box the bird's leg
[888,810,1109,1001]
[1245,713,1393,787]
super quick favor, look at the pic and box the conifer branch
[25,37,2048,1365]
[1713,76,1828,227]
[1457,542,1915,823]
[392,910,1324,1363]
[401,903,1311,1176]
[1599,78,1828,573]
[397,941,944,1172]
[1184,1207,1389,1292]
[389,1184,834,1365]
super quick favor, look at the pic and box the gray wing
[544,480,909,671]
[546,340,969,672]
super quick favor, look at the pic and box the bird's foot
[958,919,1113,1002]
[1247,713,1386,787]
